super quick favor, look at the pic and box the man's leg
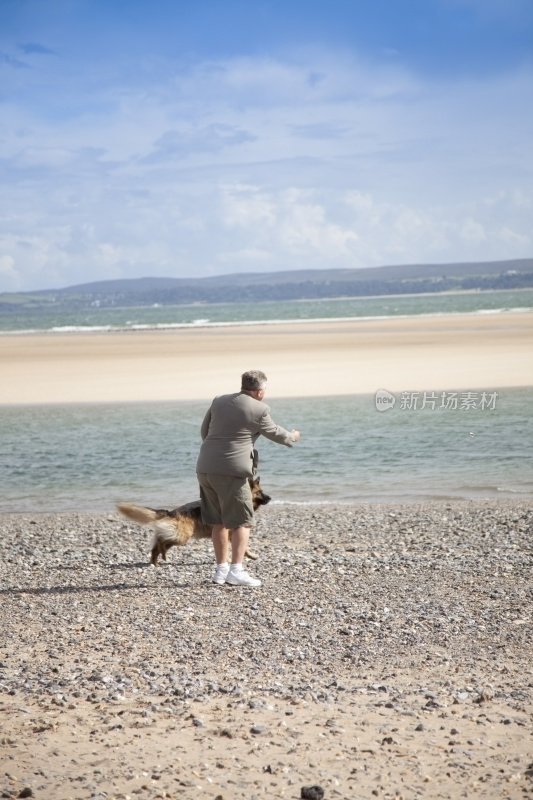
[212,524,229,564]
[211,524,230,584]
[229,525,251,565]
[226,526,261,587]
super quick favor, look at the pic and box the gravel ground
[1,500,532,800]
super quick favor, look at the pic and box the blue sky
[1,0,532,292]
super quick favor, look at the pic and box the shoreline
[2,490,532,516]
[1,310,532,405]
[0,492,530,514]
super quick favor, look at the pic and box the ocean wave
[496,485,533,494]
[2,305,532,336]
[474,307,532,315]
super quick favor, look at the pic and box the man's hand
[290,430,301,442]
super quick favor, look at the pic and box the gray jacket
[196,391,294,477]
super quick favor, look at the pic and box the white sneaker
[225,566,261,587]
[212,563,230,584]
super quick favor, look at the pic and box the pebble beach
[1,500,532,800]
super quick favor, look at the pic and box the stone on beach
[0,500,531,799]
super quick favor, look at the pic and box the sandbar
[1,311,532,404]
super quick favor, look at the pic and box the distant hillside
[1,258,532,312]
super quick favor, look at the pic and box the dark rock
[301,786,324,800]
[251,724,267,734]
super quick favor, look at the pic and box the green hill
[1,258,532,312]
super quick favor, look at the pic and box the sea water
[1,389,532,512]
[1,289,532,511]
[1,288,533,333]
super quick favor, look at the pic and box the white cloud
[0,45,532,291]
[0,254,16,278]
[278,190,359,257]
[498,226,530,248]
[460,218,487,245]
[221,184,277,228]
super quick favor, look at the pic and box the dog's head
[249,476,271,508]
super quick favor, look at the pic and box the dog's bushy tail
[117,503,159,526]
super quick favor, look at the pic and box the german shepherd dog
[117,477,271,566]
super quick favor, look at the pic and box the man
[196,370,300,587]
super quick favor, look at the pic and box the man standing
[196,370,300,587]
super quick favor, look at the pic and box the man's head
[241,370,267,399]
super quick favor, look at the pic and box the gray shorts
[197,473,254,529]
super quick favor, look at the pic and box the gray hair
[241,370,267,392]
